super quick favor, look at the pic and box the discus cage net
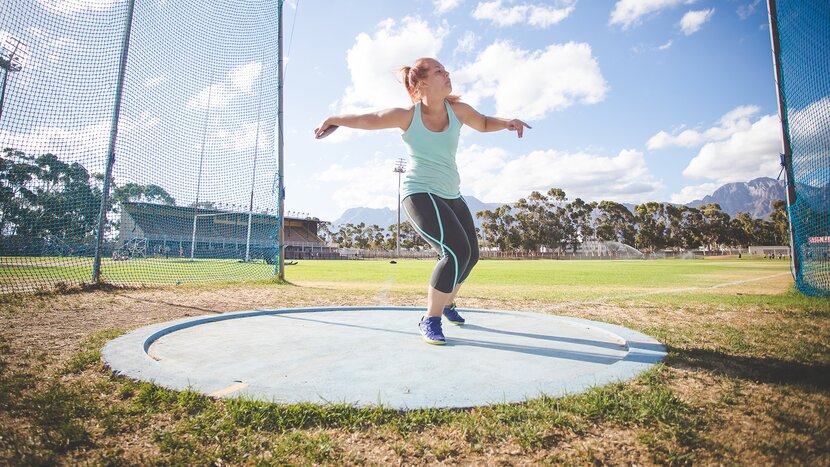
[769,0,830,297]
[0,0,301,293]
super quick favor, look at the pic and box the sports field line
[540,272,792,313]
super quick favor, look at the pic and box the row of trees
[0,149,175,252]
[1,148,790,256]
[323,188,789,254]
[477,188,788,254]
[318,221,428,251]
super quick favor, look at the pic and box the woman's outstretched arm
[451,102,531,138]
[315,107,412,138]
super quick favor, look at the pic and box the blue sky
[283,0,781,221]
[1,0,784,222]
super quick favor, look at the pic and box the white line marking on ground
[208,382,249,398]
[541,272,791,313]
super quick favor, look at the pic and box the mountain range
[331,177,790,227]
[684,177,786,219]
[333,196,501,229]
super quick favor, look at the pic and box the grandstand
[119,202,337,261]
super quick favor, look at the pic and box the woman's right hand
[314,118,337,139]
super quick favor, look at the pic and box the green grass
[2,255,792,290]
[1,257,827,465]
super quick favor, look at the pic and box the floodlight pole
[92,0,136,283]
[276,0,286,280]
[767,0,799,277]
[393,158,407,257]
[0,37,25,126]
[246,81,264,262]
[190,77,213,260]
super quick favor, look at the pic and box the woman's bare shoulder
[449,101,481,124]
[388,105,416,131]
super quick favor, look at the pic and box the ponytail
[400,65,419,103]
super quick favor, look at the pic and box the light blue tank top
[401,100,462,199]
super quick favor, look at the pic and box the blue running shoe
[419,316,446,345]
[443,302,465,325]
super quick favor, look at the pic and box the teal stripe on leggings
[402,195,460,289]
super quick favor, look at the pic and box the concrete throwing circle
[102,307,666,409]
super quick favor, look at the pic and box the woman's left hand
[507,119,532,138]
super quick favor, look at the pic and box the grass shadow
[667,346,830,391]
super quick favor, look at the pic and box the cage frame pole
[766,0,800,278]
[276,0,286,280]
[92,0,137,283]
[246,80,264,262]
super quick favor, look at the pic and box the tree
[769,199,789,245]
[397,221,427,250]
[634,202,667,253]
[730,212,755,247]
[478,204,521,252]
[566,197,597,251]
[665,204,702,250]
[32,153,105,245]
[114,182,176,206]
[697,203,731,251]
[0,148,39,239]
[595,201,636,246]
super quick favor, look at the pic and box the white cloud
[339,17,448,113]
[473,0,576,28]
[454,31,478,55]
[647,105,760,149]
[143,75,167,87]
[0,113,159,172]
[213,120,271,153]
[682,114,782,182]
[609,0,696,30]
[457,145,662,203]
[315,157,400,210]
[669,182,720,203]
[784,97,830,186]
[186,83,234,111]
[186,61,262,110]
[37,0,119,15]
[679,8,714,35]
[434,0,463,15]
[737,0,762,20]
[229,62,263,93]
[658,40,673,50]
[454,41,608,119]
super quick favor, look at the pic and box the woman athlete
[315,57,530,345]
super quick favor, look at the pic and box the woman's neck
[420,95,445,113]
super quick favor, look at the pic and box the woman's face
[418,59,452,98]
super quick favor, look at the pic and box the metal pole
[393,158,406,257]
[246,83,263,262]
[0,38,24,126]
[767,0,799,278]
[276,0,285,280]
[0,70,8,125]
[190,80,212,260]
[92,0,137,283]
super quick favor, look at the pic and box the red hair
[400,58,460,104]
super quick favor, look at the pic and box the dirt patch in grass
[1,280,828,465]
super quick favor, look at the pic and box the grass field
[1,257,828,465]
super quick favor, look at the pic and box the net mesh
[0,1,320,293]
[772,0,830,297]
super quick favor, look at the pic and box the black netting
[0,1,319,292]
[772,0,830,296]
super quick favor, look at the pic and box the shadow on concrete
[271,314,627,365]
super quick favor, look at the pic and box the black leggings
[402,193,479,293]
